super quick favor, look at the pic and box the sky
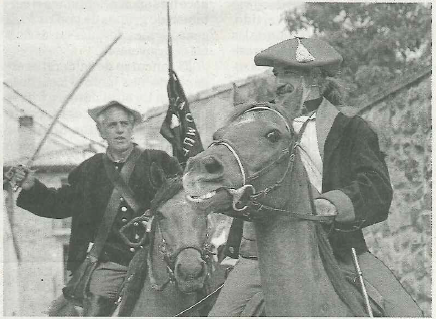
[3,0,306,146]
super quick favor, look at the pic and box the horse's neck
[254,158,350,316]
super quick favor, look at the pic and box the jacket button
[130,247,135,252]
[121,206,127,212]
[229,247,235,253]
[121,217,128,223]
[120,197,124,202]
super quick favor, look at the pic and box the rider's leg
[208,257,263,317]
[83,261,128,316]
[338,251,423,317]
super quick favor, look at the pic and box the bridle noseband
[119,208,214,291]
[209,105,331,222]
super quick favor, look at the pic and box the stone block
[387,207,413,232]
[414,209,431,232]
[406,86,420,104]
[401,110,419,134]
[404,159,422,184]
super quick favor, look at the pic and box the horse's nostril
[204,156,223,174]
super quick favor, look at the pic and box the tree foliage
[283,3,431,103]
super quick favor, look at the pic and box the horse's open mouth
[186,185,255,214]
[186,187,233,213]
[187,190,219,203]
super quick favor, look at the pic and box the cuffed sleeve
[318,189,355,223]
[331,118,392,230]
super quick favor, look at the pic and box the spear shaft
[167,2,173,73]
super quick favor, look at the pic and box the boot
[82,293,116,317]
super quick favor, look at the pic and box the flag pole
[167,2,173,73]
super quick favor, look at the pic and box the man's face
[273,66,308,96]
[98,106,134,153]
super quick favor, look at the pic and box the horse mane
[150,176,184,212]
[315,224,367,316]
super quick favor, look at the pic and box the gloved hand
[314,198,337,223]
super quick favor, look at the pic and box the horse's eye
[155,211,165,220]
[265,130,281,143]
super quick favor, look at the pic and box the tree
[283,3,431,103]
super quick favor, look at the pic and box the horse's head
[149,164,211,293]
[184,85,305,220]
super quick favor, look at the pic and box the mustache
[276,83,295,96]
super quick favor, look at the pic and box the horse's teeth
[200,191,216,199]
[188,191,217,202]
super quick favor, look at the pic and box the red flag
[160,70,204,167]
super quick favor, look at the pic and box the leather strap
[88,147,143,259]
[103,147,144,213]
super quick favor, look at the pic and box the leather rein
[210,106,331,223]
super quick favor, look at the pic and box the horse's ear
[276,78,306,121]
[233,83,246,106]
[150,162,167,189]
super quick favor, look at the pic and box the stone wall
[357,68,432,316]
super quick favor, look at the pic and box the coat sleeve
[16,164,83,219]
[319,118,393,230]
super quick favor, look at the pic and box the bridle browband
[210,104,331,222]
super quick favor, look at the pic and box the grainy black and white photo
[3,0,431,316]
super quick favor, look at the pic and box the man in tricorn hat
[212,38,422,316]
[12,101,182,316]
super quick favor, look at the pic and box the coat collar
[315,98,339,161]
[315,98,352,162]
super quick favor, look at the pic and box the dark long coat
[226,98,393,260]
[17,148,182,272]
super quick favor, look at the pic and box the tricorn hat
[88,100,142,124]
[254,37,343,76]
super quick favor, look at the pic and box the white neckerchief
[292,112,323,193]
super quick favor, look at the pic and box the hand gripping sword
[4,34,122,191]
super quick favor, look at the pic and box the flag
[160,70,204,167]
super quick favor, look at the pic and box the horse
[113,164,225,317]
[182,86,371,316]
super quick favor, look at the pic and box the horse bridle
[119,208,214,291]
[209,105,331,222]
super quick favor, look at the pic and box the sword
[5,34,122,191]
[351,248,373,317]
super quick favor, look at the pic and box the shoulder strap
[89,147,143,259]
[103,148,144,213]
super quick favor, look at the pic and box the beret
[88,100,142,124]
[254,37,343,76]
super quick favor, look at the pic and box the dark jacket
[17,148,182,271]
[226,99,393,260]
